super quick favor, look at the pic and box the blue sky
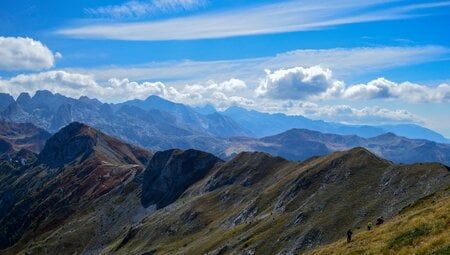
[0,0,449,136]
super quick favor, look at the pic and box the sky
[0,0,449,136]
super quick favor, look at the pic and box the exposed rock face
[0,93,14,112]
[15,92,31,107]
[50,103,73,131]
[141,149,223,208]
[37,122,96,167]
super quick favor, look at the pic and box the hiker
[376,216,384,226]
[367,222,373,231]
[347,229,353,243]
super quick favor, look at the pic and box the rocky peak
[0,93,14,111]
[37,122,97,167]
[141,149,223,209]
[16,92,31,106]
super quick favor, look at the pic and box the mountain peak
[347,146,373,155]
[0,93,14,111]
[16,92,31,106]
[37,122,152,168]
[330,146,391,168]
[36,122,97,167]
[375,132,399,138]
[33,89,54,99]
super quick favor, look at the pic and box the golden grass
[307,191,450,255]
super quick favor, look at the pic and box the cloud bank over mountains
[0,66,433,125]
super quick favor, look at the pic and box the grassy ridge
[307,189,450,255]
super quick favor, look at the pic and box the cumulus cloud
[256,66,450,103]
[343,78,450,103]
[256,66,344,100]
[0,37,59,71]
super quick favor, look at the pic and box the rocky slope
[0,123,448,255]
[0,122,152,250]
[0,121,51,165]
[142,149,223,209]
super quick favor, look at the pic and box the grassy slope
[109,150,450,255]
[307,189,450,255]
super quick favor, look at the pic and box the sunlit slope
[307,189,450,255]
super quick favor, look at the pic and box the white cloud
[256,66,450,103]
[59,0,448,41]
[343,78,450,103]
[0,37,59,71]
[278,102,421,125]
[185,78,247,94]
[256,66,344,100]
[85,0,206,19]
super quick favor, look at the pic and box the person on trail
[376,216,385,226]
[347,229,353,243]
[367,222,373,231]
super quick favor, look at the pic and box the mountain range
[1,90,450,167]
[0,91,448,153]
[0,122,448,254]
[223,128,450,166]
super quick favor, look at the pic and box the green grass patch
[426,244,450,255]
[388,225,432,249]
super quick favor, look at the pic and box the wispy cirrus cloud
[66,46,449,84]
[85,0,207,19]
[58,0,450,41]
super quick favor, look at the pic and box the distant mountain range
[0,123,448,254]
[221,105,450,143]
[0,91,448,153]
[223,128,450,166]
